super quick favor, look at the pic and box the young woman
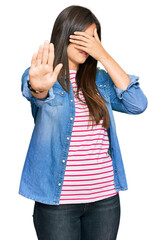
[18,5,148,240]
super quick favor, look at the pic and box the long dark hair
[50,5,110,129]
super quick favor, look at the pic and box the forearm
[99,52,130,90]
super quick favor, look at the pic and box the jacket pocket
[96,82,111,102]
[47,88,66,106]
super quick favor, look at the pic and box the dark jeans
[32,193,121,240]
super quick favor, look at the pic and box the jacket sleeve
[21,67,55,107]
[103,70,148,114]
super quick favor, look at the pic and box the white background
[1,0,166,239]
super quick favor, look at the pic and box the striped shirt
[59,70,118,204]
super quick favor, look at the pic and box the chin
[78,55,89,62]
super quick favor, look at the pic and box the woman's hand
[29,40,63,92]
[69,28,108,61]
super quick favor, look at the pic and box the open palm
[29,40,63,92]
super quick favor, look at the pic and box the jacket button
[62,160,65,163]
[70,117,73,120]
[67,137,70,140]
[61,92,64,94]
[104,85,106,87]
[58,183,61,186]
[99,84,102,87]
[70,99,73,102]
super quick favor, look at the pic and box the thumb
[51,63,63,82]
[94,28,100,43]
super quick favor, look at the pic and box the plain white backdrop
[1,0,166,239]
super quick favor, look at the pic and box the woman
[18,5,148,240]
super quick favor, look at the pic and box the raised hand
[69,28,107,62]
[29,40,63,92]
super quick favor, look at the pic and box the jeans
[32,193,121,240]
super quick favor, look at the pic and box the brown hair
[50,5,110,129]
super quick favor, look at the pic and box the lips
[79,51,88,56]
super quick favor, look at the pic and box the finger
[69,36,89,44]
[73,45,86,51]
[31,53,37,68]
[37,45,44,66]
[70,34,89,41]
[42,40,49,65]
[74,31,91,39]
[94,28,100,42]
[48,43,54,67]
[69,39,87,47]
[51,63,63,84]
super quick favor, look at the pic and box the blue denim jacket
[18,67,148,205]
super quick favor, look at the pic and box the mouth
[79,51,88,57]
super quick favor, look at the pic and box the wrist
[99,51,110,63]
[27,80,45,94]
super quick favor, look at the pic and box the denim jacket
[18,66,148,205]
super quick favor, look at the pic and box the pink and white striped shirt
[59,70,118,204]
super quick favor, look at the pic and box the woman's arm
[21,67,55,107]
[99,68,148,114]
[99,52,130,90]
[21,41,63,107]
[30,89,49,99]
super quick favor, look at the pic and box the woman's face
[67,23,97,71]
